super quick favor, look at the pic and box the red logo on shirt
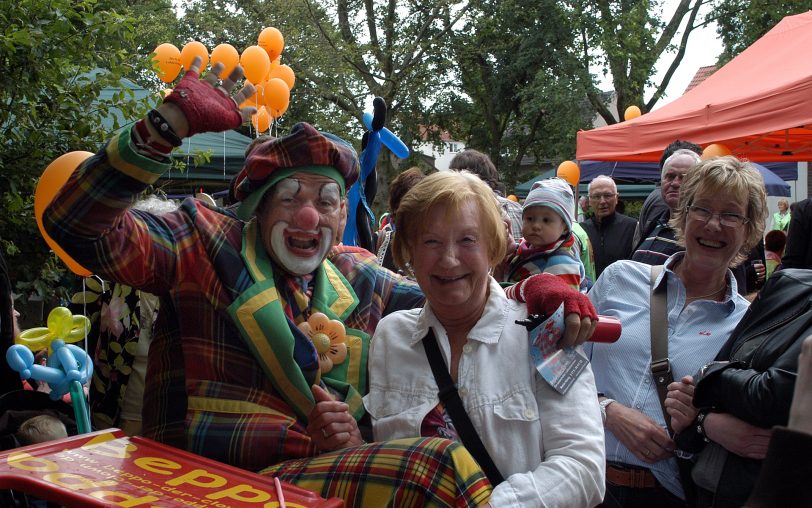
[699,331,711,336]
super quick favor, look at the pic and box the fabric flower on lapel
[298,312,347,374]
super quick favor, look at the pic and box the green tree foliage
[573,0,705,124]
[0,0,149,299]
[710,0,812,63]
[441,0,594,189]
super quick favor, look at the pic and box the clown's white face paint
[258,174,343,276]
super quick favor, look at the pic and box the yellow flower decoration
[298,312,347,375]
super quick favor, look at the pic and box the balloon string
[223,131,227,181]
[81,276,91,421]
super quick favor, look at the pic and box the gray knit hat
[523,177,574,232]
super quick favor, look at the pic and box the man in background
[580,175,637,278]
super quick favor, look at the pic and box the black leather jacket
[676,269,812,507]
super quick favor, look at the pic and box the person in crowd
[666,267,811,508]
[771,198,791,232]
[580,175,637,278]
[578,195,589,221]
[586,156,766,507]
[449,148,523,243]
[0,249,22,397]
[500,177,585,291]
[781,196,812,269]
[764,229,786,278]
[745,335,812,508]
[572,221,597,288]
[43,58,596,506]
[632,140,702,251]
[15,414,68,446]
[362,171,605,507]
[373,166,424,273]
[632,147,701,265]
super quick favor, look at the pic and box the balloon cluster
[151,27,295,133]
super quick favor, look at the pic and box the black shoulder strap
[422,329,504,486]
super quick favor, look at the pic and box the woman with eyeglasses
[584,156,767,508]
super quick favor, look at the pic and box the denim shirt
[365,278,605,508]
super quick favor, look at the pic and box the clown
[43,58,597,507]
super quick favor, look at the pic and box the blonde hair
[670,156,767,266]
[392,171,506,270]
[16,414,68,446]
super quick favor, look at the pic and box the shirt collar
[662,252,740,312]
[409,277,510,346]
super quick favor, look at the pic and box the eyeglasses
[686,205,749,228]
[589,193,617,201]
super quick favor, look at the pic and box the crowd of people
[1,57,811,508]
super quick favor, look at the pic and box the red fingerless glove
[509,273,598,320]
[163,69,242,137]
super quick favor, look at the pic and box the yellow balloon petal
[324,320,346,344]
[308,312,329,332]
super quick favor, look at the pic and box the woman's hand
[703,412,772,459]
[155,56,256,141]
[306,384,364,452]
[665,375,697,433]
[605,401,675,464]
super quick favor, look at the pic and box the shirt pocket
[493,387,540,422]
[364,389,435,440]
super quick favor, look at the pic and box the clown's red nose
[294,206,319,231]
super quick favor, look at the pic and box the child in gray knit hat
[501,178,586,291]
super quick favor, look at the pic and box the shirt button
[459,387,468,397]
[524,408,535,419]
[645,378,651,384]
[463,344,473,354]
[636,404,641,409]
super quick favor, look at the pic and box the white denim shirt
[364,278,606,508]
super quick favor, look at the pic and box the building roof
[683,65,718,94]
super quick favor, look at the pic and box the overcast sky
[647,0,724,109]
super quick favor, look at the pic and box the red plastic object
[590,315,622,343]
[0,428,344,507]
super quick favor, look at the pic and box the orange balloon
[180,41,209,71]
[269,64,295,90]
[268,101,289,119]
[210,43,240,77]
[556,160,580,187]
[506,194,519,203]
[34,152,94,277]
[258,27,285,61]
[263,78,290,112]
[701,143,732,160]
[152,43,182,83]
[241,45,271,85]
[624,105,642,121]
[252,106,272,132]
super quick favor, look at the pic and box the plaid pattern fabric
[262,437,492,508]
[233,122,359,202]
[43,125,425,471]
[631,221,683,265]
[498,195,524,243]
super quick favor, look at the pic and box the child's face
[522,206,566,247]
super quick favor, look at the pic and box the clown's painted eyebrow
[273,178,340,205]
[320,182,340,203]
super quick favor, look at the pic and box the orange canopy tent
[576,10,812,162]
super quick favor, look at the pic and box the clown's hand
[159,56,256,140]
[507,273,597,348]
